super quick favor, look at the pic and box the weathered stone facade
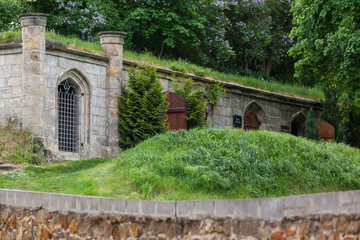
[0,189,359,239]
[0,13,322,159]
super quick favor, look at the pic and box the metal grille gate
[58,79,79,152]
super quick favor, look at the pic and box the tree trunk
[243,53,248,71]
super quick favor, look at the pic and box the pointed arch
[57,68,91,95]
[243,100,265,129]
[290,111,306,136]
[56,68,91,155]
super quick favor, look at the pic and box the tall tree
[289,0,360,147]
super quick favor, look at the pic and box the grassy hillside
[0,30,324,100]
[0,128,359,200]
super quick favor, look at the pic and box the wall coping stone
[0,43,21,50]
[0,189,359,221]
[99,31,126,45]
[46,49,109,66]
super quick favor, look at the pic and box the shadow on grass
[24,159,111,176]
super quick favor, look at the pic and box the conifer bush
[118,66,168,150]
[305,107,321,141]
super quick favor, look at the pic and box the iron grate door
[58,79,79,153]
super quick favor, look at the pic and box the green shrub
[118,66,168,150]
[305,108,321,141]
[173,78,206,129]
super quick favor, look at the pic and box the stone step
[0,165,16,171]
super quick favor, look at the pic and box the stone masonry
[0,189,359,239]
[0,13,322,159]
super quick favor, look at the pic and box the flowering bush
[50,0,105,41]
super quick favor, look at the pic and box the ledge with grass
[0,31,324,100]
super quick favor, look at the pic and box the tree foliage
[118,66,168,150]
[289,0,360,92]
[290,0,360,147]
[0,0,22,31]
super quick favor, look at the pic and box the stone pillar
[20,13,48,138]
[99,31,126,156]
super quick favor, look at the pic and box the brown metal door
[166,92,187,130]
[317,120,335,141]
[244,110,259,130]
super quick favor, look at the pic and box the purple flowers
[53,0,106,42]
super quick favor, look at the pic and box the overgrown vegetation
[173,78,206,129]
[0,128,358,200]
[118,66,168,150]
[0,116,47,164]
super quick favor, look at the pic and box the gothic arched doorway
[58,79,79,152]
[244,110,260,130]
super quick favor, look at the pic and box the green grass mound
[112,128,360,199]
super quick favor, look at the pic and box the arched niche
[56,69,91,154]
[243,100,265,130]
[290,111,306,137]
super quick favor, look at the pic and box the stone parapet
[0,189,359,220]
[0,189,359,239]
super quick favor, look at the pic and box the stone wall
[0,189,359,239]
[0,44,23,127]
[44,49,110,158]
[122,61,322,133]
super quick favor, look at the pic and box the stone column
[99,31,126,156]
[20,13,48,138]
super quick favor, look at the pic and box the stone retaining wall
[0,189,359,239]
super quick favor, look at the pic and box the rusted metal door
[166,92,187,130]
[317,120,335,141]
[244,110,260,130]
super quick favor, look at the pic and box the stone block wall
[0,189,359,239]
[122,61,322,134]
[0,45,23,127]
[44,49,110,158]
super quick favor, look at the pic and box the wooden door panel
[244,110,259,130]
[166,92,187,130]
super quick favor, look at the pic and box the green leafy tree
[305,108,321,141]
[116,0,205,58]
[340,93,360,147]
[289,0,360,92]
[289,0,360,146]
[118,66,168,150]
[0,0,22,31]
[224,0,294,76]
[173,78,206,129]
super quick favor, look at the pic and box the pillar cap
[20,13,49,27]
[99,31,126,45]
